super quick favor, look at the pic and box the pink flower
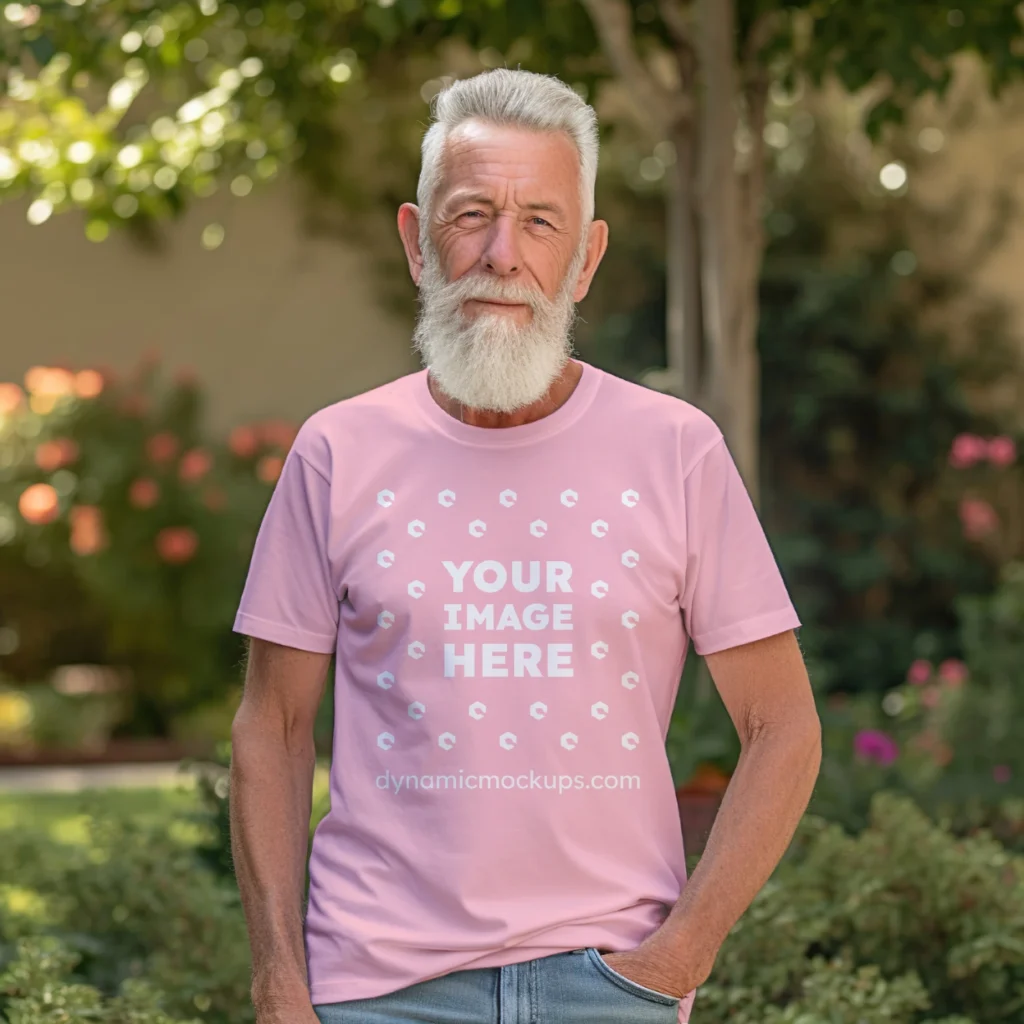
[948,433,988,468]
[156,526,199,564]
[937,659,968,687]
[993,765,1012,784]
[959,498,999,540]
[906,659,932,685]
[229,425,260,459]
[179,448,213,483]
[986,436,1016,467]
[854,729,899,766]
[129,478,160,509]
[146,432,179,464]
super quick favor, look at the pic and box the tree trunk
[695,0,759,504]
[665,118,704,407]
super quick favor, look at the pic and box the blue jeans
[312,947,682,1023]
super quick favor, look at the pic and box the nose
[480,213,521,276]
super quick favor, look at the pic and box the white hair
[416,68,599,246]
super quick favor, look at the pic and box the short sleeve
[233,448,339,654]
[680,437,801,656]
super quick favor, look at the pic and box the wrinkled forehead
[435,119,583,220]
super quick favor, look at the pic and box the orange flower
[257,454,284,484]
[202,486,227,511]
[34,438,79,473]
[74,370,105,399]
[229,425,260,458]
[119,395,149,418]
[146,432,179,464]
[18,483,60,524]
[129,478,160,509]
[259,419,299,450]
[24,366,75,397]
[156,526,199,564]
[0,383,25,415]
[911,730,953,767]
[175,366,198,389]
[179,448,213,483]
[70,505,107,555]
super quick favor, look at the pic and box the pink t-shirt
[233,359,801,1023]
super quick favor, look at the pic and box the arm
[230,637,333,1021]
[615,629,821,996]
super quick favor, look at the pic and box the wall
[1,173,419,433]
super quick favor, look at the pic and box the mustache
[424,270,550,312]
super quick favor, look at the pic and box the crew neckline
[411,359,603,448]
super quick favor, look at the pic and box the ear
[397,203,424,286]
[571,219,610,303]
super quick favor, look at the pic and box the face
[400,120,608,414]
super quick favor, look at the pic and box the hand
[598,948,700,1001]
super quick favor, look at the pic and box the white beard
[412,235,588,414]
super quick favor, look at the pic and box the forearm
[230,718,317,1012]
[646,717,821,981]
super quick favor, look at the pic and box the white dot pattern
[372,486,645,754]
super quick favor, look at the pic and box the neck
[428,359,583,428]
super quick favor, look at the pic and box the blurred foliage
[180,740,331,885]
[696,792,1024,1024]
[0,799,253,1024]
[1,0,1022,244]
[2,786,1022,1023]
[755,105,1024,697]
[810,602,1024,851]
[0,358,295,740]
[0,681,122,751]
[0,934,202,1024]
[590,101,1024,702]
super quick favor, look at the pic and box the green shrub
[0,806,253,1024]
[697,792,1024,1023]
[0,934,201,1024]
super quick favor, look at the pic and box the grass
[0,760,332,837]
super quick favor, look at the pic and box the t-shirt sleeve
[680,435,801,656]
[233,446,339,654]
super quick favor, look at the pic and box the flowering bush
[948,431,1021,556]
[0,358,299,743]
[696,792,1024,1024]
[811,565,1024,849]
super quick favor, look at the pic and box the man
[230,68,821,1024]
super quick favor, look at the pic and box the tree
[3,1,1023,500]
[577,0,1024,501]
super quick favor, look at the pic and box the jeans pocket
[584,947,680,1007]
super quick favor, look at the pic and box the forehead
[437,120,581,213]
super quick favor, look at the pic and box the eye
[531,216,552,227]
[460,210,484,220]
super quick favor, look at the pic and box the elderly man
[230,68,820,1024]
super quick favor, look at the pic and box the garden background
[2,2,1024,1022]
